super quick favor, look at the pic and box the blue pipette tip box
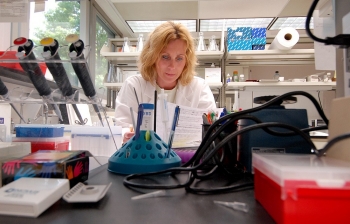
[15,124,64,138]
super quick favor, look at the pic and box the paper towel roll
[269,27,299,50]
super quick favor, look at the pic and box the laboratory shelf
[225,49,315,65]
[226,81,336,92]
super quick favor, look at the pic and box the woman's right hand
[123,131,135,144]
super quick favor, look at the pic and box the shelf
[225,49,315,66]
[104,82,222,92]
[100,50,224,65]
[226,81,336,91]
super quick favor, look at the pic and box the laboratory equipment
[108,103,181,175]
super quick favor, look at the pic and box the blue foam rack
[108,130,181,175]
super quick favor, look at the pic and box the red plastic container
[12,137,69,153]
[253,153,350,224]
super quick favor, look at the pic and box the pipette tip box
[15,124,64,138]
[253,153,350,224]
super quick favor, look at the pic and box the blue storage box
[252,45,265,50]
[234,27,252,39]
[228,39,252,51]
[15,124,64,137]
[252,28,267,38]
[251,38,266,45]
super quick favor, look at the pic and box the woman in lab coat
[114,21,216,142]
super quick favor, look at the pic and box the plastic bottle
[226,73,231,83]
[233,71,238,82]
[122,37,130,52]
[239,74,245,82]
[274,71,280,80]
[136,34,144,52]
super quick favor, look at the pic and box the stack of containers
[227,27,266,51]
[251,28,267,50]
[12,124,69,153]
[70,126,122,157]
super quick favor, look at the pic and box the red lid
[13,37,28,46]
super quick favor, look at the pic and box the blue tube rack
[108,130,181,175]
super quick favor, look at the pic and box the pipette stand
[108,130,181,175]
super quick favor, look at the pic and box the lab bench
[0,158,274,224]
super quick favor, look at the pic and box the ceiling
[95,0,331,42]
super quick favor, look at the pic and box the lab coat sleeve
[114,76,142,128]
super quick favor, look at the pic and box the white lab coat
[114,75,216,127]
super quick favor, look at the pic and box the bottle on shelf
[239,74,245,82]
[232,71,238,82]
[226,73,231,83]
[106,63,116,83]
[136,34,144,52]
[274,71,280,80]
[122,37,130,52]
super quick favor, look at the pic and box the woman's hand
[123,131,135,144]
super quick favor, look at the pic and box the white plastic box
[71,126,122,157]
[253,153,350,224]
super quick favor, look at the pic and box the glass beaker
[208,35,218,51]
[196,32,207,51]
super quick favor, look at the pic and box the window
[94,16,115,94]
[29,0,81,87]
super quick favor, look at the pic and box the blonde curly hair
[138,21,197,86]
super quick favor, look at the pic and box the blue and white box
[234,27,252,40]
[228,39,252,51]
[252,45,265,50]
[251,38,266,45]
[252,28,267,38]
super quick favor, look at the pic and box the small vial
[239,74,245,82]
[274,71,280,80]
[233,71,239,82]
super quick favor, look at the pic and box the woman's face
[156,39,186,90]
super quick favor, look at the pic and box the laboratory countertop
[0,157,275,224]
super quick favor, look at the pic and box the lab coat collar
[142,80,192,106]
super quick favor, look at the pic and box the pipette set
[0,35,104,125]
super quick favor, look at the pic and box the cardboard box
[229,27,252,40]
[252,45,265,50]
[228,39,252,51]
[1,150,91,187]
[204,67,221,83]
[251,38,266,45]
[253,153,350,224]
[251,28,267,38]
